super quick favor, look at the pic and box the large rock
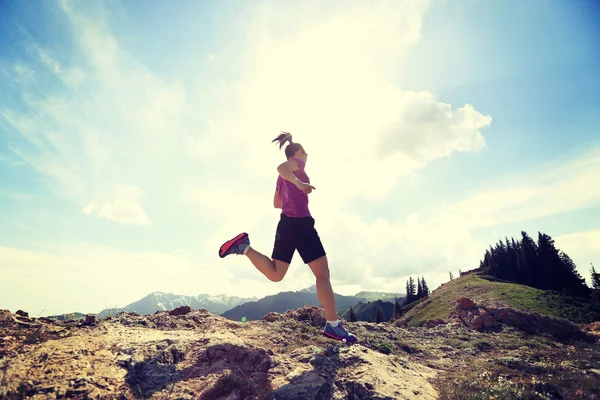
[487,306,527,327]
[281,306,326,328]
[261,312,281,322]
[485,303,591,341]
[169,306,191,316]
[455,298,498,331]
[456,298,475,310]
[82,314,97,326]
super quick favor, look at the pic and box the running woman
[219,132,357,342]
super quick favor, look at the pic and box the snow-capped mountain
[298,284,317,294]
[97,292,258,319]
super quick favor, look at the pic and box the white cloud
[3,2,188,218]
[83,200,150,225]
[82,202,98,215]
[187,0,492,209]
[379,99,490,160]
[82,185,150,224]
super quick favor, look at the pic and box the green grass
[400,273,600,327]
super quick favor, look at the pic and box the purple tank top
[276,157,311,218]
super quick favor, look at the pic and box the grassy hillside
[399,273,600,327]
[47,312,86,321]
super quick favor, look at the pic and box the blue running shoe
[322,321,357,342]
[219,233,250,258]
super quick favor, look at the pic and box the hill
[47,312,86,321]
[398,272,600,328]
[340,300,395,322]
[221,290,366,321]
[97,292,258,319]
[353,291,404,302]
[2,303,598,399]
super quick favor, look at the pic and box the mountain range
[221,290,361,321]
[221,285,404,322]
[97,292,258,319]
[49,285,405,321]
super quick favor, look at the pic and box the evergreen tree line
[404,276,430,306]
[480,231,590,297]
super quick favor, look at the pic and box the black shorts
[271,214,326,264]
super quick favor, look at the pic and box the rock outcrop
[454,298,593,341]
[0,307,438,399]
[455,297,498,330]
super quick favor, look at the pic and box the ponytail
[271,131,293,149]
[271,131,303,159]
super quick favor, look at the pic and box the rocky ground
[1,300,599,400]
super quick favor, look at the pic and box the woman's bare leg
[245,247,290,282]
[307,255,338,321]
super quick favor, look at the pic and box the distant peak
[300,284,317,294]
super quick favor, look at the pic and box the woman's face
[296,147,308,162]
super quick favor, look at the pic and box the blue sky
[1,0,599,317]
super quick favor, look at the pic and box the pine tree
[449,271,454,281]
[496,239,510,280]
[375,303,386,323]
[417,277,423,299]
[521,231,539,286]
[559,251,588,296]
[421,276,429,296]
[349,306,357,322]
[405,277,417,305]
[505,236,518,281]
[591,263,600,290]
[537,232,561,290]
[409,277,416,300]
